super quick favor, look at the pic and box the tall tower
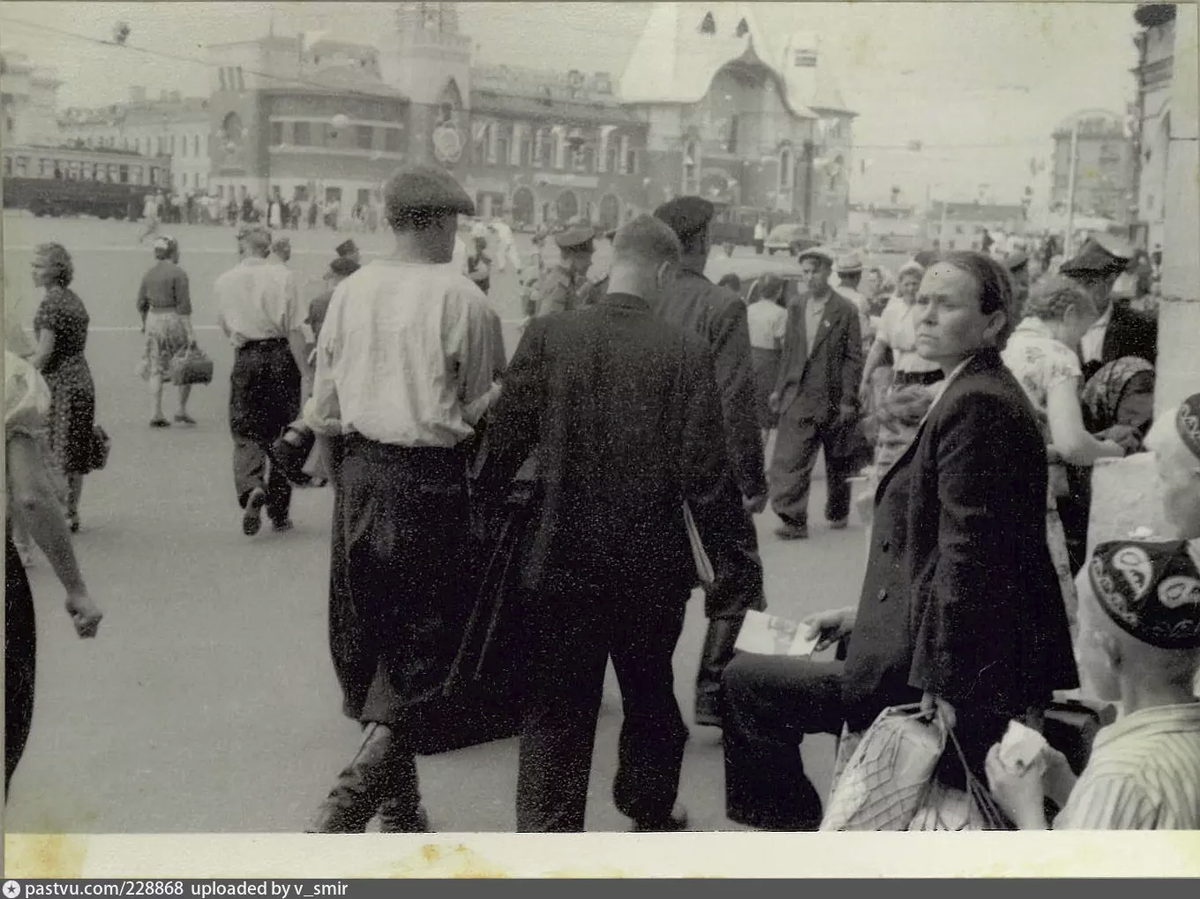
[381,2,473,168]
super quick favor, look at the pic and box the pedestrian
[137,191,161,244]
[479,215,746,832]
[489,213,521,273]
[652,195,768,729]
[753,217,766,255]
[136,236,196,427]
[336,239,361,267]
[308,199,319,230]
[307,256,360,348]
[466,234,492,295]
[215,225,312,537]
[304,164,504,834]
[5,349,103,798]
[747,273,788,443]
[833,252,872,352]
[528,227,594,318]
[768,247,864,540]
[28,244,97,534]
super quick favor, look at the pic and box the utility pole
[1063,118,1080,257]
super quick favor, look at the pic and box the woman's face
[31,258,50,287]
[863,270,883,297]
[912,263,1003,367]
[897,272,921,301]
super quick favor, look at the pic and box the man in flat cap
[478,214,746,831]
[1004,250,1031,317]
[216,224,311,537]
[987,394,1200,830]
[527,226,595,318]
[653,195,768,730]
[768,245,864,541]
[1061,233,1157,382]
[833,252,872,352]
[336,238,361,267]
[305,164,504,835]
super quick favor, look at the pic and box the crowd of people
[5,161,1196,833]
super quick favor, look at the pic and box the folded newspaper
[734,609,821,657]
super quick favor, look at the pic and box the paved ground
[3,212,879,833]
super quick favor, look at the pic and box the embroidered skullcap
[1176,392,1200,464]
[1088,539,1200,650]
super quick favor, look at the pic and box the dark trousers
[228,338,301,521]
[516,584,690,832]
[722,653,845,830]
[5,533,36,798]
[769,411,852,527]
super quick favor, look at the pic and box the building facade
[1,50,61,147]
[926,201,1027,251]
[1049,109,1136,225]
[1131,3,1179,250]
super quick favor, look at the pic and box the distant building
[1131,3,1179,249]
[1,50,62,146]
[926,201,1027,251]
[1049,109,1136,225]
[58,89,212,194]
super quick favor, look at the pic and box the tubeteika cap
[1088,538,1200,650]
[654,196,715,241]
[1176,392,1200,465]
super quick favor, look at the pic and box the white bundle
[998,720,1049,774]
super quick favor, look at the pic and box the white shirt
[452,237,469,275]
[215,257,303,348]
[1080,305,1113,364]
[746,299,787,351]
[303,260,503,448]
[490,220,514,245]
[754,222,766,240]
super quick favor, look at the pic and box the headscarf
[1081,357,1155,435]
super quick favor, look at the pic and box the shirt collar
[1089,305,1114,331]
[1092,702,1200,753]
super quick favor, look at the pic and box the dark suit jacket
[479,293,746,596]
[1081,299,1158,382]
[773,290,863,424]
[843,348,1079,735]
[655,266,767,500]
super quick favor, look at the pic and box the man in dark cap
[986,394,1200,831]
[1004,250,1031,316]
[216,224,311,536]
[336,238,361,267]
[478,214,746,832]
[527,226,595,317]
[304,164,505,834]
[834,252,871,350]
[1061,233,1157,382]
[768,245,864,541]
[653,194,768,729]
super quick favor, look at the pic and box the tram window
[132,166,143,185]
[69,160,81,180]
[119,165,129,184]
[16,156,28,176]
[3,156,11,176]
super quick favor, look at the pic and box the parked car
[763,223,821,256]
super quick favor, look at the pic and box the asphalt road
[3,212,874,833]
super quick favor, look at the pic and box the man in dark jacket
[652,196,768,730]
[479,215,747,832]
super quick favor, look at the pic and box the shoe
[242,487,266,536]
[377,802,431,834]
[174,413,197,426]
[272,518,294,533]
[774,522,809,540]
[828,519,849,531]
[631,803,689,833]
[694,617,745,729]
[307,724,401,833]
[150,417,170,428]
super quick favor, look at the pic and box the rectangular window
[356,125,373,150]
[272,121,284,146]
[496,136,509,167]
[181,136,188,157]
[325,186,342,204]
[131,165,143,185]
[357,188,370,206]
[217,184,225,199]
[194,173,200,190]
[293,185,308,202]
[170,135,176,154]
[618,136,630,174]
[384,127,401,152]
[236,67,245,91]
[625,148,637,175]
[16,156,27,176]
[294,122,311,146]
[3,156,11,176]
[219,68,227,90]
[119,165,130,184]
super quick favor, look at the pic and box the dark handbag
[169,343,214,386]
[88,424,111,472]
[829,414,875,475]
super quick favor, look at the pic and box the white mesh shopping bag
[820,704,947,831]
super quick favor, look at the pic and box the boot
[307,723,399,833]
[694,617,745,728]
[375,752,431,833]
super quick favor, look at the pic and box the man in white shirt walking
[489,214,521,273]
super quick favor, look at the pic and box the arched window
[779,148,793,190]
[736,18,749,37]
[683,141,700,194]
[699,12,716,35]
[194,134,200,157]
[605,140,619,175]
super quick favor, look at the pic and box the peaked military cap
[654,196,715,241]
[554,227,595,252]
[383,164,475,218]
[1060,233,1135,278]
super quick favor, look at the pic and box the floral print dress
[1000,317,1083,631]
[33,286,96,476]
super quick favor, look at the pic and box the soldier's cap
[554,227,595,253]
[336,239,358,257]
[1004,250,1030,273]
[1059,233,1135,278]
[382,164,475,218]
[236,224,272,250]
[152,235,177,256]
[653,196,715,241]
[796,245,836,267]
[835,252,864,275]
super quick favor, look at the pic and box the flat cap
[1060,233,1135,278]
[554,227,595,252]
[1004,250,1029,273]
[236,224,272,250]
[329,256,361,278]
[796,245,836,267]
[912,249,941,269]
[335,239,358,257]
[654,196,715,240]
[835,252,864,275]
[382,164,474,218]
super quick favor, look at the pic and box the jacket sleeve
[537,274,569,316]
[908,391,1043,713]
[710,302,768,498]
[773,302,800,398]
[136,275,150,318]
[841,304,864,410]
[476,318,547,505]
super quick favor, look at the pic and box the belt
[893,369,944,387]
[237,337,289,351]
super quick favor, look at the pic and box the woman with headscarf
[1081,357,1156,452]
[27,244,96,533]
[1002,275,1128,631]
[5,349,102,797]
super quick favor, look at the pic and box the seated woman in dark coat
[721,251,1079,830]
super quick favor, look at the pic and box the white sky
[0,1,1142,204]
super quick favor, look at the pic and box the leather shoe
[774,522,808,540]
[631,804,689,833]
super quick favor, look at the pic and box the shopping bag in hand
[820,704,946,831]
[168,343,214,386]
[908,709,1010,830]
